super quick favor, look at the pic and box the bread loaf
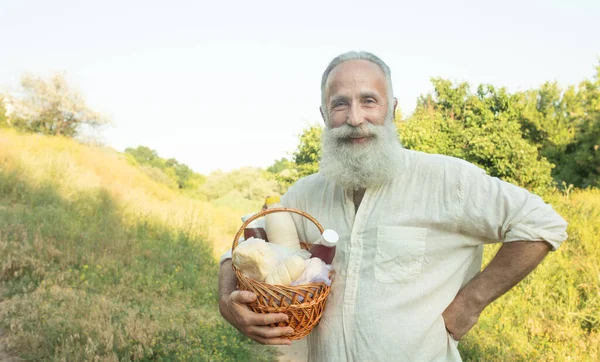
[232,238,278,281]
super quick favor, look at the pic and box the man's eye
[365,99,376,104]
[333,102,347,108]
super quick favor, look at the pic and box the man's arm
[218,260,294,345]
[443,162,568,340]
[442,240,551,340]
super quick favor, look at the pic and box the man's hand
[442,291,482,341]
[219,290,294,345]
[442,240,551,341]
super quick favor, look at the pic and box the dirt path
[275,338,308,362]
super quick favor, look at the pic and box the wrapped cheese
[232,238,278,281]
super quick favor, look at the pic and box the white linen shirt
[275,149,568,362]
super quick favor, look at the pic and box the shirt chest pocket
[375,226,427,283]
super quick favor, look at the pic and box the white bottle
[264,196,300,250]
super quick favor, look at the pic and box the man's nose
[346,102,365,127]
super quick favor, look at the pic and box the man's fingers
[248,326,294,339]
[230,290,257,304]
[252,335,293,346]
[250,312,289,326]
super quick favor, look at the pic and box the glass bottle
[309,229,339,264]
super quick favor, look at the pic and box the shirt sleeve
[219,248,233,266]
[458,164,568,250]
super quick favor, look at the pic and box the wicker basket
[231,207,332,340]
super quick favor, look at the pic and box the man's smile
[349,136,369,144]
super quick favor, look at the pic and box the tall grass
[0,130,274,361]
[459,189,600,361]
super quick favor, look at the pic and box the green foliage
[561,113,600,188]
[266,157,292,174]
[517,82,577,157]
[292,125,323,168]
[195,168,281,213]
[400,79,555,192]
[124,146,206,190]
[291,124,323,181]
[125,145,160,165]
[266,125,323,192]
[553,65,600,188]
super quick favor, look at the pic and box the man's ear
[320,106,326,125]
[393,98,398,115]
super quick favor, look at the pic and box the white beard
[319,116,403,190]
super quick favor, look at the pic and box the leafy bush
[400,80,555,193]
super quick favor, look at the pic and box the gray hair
[320,51,394,116]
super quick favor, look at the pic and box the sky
[1,0,599,175]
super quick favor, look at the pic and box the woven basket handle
[232,207,325,252]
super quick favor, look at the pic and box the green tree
[266,125,324,192]
[4,73,110,137]
[267,157,292,174]
[125,146,160,165]
[165,158,205,189]
[515,63,600,188]
[557,64,600,188]
[124,146,205,189]
[292,125,323,179]
[266,157,297,193]
[566,115,600,187]
[400,78,555,192]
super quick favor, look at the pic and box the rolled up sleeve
[219,248,233,266]
[458,165,568,250]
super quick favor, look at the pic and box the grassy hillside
[0,130,274,361]
[460,189,600,361]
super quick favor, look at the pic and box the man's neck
[353,188,366,213]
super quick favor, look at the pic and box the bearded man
[218,51,568,361]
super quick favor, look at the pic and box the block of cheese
[264,254,306,285]
[232,238,278,281]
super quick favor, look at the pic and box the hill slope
[0,130,274,361]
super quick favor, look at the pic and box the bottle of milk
[264,196,300,250]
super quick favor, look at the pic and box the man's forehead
[326,60,387,96]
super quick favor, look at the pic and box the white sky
[1,0,599,174]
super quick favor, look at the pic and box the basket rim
[231,206,330,291]
[231,206,324,252]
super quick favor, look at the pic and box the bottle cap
[318,229,339,247]
[265,195,281,206]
